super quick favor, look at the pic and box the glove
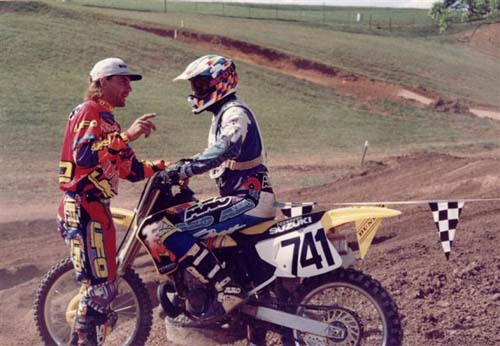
[57,218,69,244]
[160,160,193,185]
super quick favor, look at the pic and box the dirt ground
[460,22,500,60]
[1,151,500,346]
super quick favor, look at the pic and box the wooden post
[361,140,369,167]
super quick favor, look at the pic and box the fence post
[361,140,369,167]
[164,0,166,13]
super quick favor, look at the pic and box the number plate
[255,222,342,278]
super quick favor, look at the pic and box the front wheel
[33,257,153,346]
[286,268,402,346]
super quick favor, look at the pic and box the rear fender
[320,206,401,230]
[321,206,401,259]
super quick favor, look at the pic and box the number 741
[280,229,336,276]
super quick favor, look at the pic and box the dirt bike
[34,170,403,346]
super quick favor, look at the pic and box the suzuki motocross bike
[34,170,403,346]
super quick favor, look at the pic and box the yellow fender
[110,207,135,228]
[321,206,401,230]
[66,293,82,327]
[321,206,401,259]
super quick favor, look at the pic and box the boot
[68,304,109,346]
[183,243,247,321]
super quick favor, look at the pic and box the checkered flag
[275,202,315,217]
[429,201,464,259]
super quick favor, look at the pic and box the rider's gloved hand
[159,160,193,185]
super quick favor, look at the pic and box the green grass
[69,0,435,29]
[1,1,500,203]
[54,0,500,108]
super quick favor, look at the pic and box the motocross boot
[183,243,247,321]
[68,304,112,346]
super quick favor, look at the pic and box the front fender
[110,207,135,228]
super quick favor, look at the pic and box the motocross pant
[155,173,275,318]
[161,172,276,258]
[59,192,118,346]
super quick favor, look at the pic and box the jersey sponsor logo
[184,197,232,222]
[269,216,313,235]
[91,133,118,152]
[74,120,98,133]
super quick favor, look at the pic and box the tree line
[430,0,500,32]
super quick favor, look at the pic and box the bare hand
[125,113,157,141]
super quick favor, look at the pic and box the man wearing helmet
[158,55,276,322]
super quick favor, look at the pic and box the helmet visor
[190,77,214,99]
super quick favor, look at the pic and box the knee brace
[84,281,118,313]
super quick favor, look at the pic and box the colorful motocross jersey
[59,99,163,198]
[184,96,267,196]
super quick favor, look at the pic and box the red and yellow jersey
[59,99,164,198]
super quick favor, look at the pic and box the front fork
[114,183,162,276]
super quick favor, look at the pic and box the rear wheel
[33,257,153,346]
[285,268,402,346]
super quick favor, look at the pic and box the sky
[182,0,438,9]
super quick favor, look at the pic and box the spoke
[113,304,137,312]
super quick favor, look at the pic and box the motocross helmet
[174,55,238,114]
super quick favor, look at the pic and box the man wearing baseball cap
[57,57,165,345]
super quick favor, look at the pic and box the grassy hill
[58,0,500,108]
[1,0,499,204]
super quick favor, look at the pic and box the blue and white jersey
[187,96,268,196]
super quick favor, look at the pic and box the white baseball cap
[89,57,142,82]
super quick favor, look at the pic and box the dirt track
[1,151,500,346]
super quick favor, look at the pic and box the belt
[226,155,264,171]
